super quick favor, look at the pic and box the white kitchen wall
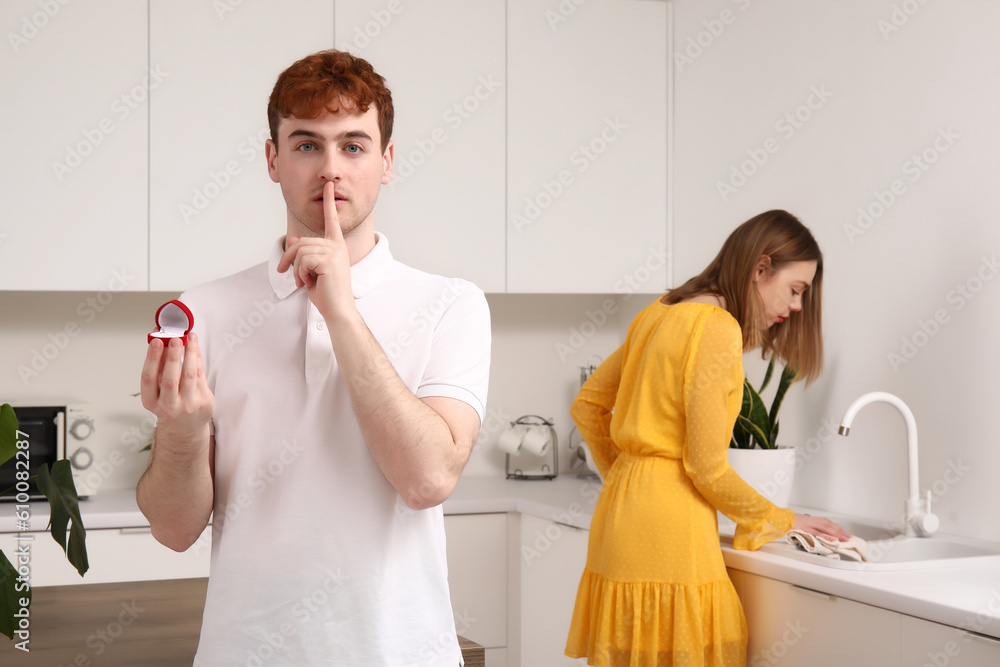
[0,290,655,493]
[672,0,1000,543]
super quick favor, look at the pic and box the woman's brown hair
[665,210,824,383]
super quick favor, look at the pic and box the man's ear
[265,138,280,184]
[380,140,394,185]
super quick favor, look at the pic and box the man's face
[266,104,393,240]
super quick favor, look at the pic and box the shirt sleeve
[569,344,624,479]
[681,311,793,550]
[414,281,492,425]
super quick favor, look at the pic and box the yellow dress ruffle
[565,301,794,667]
[568,571,746,667]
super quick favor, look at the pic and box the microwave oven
[0,404,97,501]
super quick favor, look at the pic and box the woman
[565,210,849,667]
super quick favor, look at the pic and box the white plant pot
[727,446,796,508]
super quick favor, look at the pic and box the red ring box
[148,300,194,346]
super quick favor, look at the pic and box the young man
[137,50,491,666]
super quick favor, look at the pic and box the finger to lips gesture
[140,333,215,436]
[277,180,354,320]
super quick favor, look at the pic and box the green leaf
[768,363,798,431]
[732,419,751,449]
[736,414,769,448]
[0,550,30,640]
[35,461,89,578]
[731,383,754,449]
[0,404,18,467]
[742,378,772,448]
[758,358,775,394]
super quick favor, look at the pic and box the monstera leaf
[0,404,17,466]
[0,551,30,640]
[36,461,89,577]
[0,403,89,642]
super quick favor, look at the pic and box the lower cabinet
[901,614,1000,667]
[4,526,210,587]
[444,513,509,665]
[741,572,900,666]
[515,513,590,666]
[727,567,745,603]
[741,571,1000,666]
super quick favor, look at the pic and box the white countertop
[446,475,1000,639]
[5,475,998,638]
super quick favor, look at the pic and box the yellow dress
[565,300,794,667]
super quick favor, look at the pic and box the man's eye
[346,144,362,154]
[298,143,315,152]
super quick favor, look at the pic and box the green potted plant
[728,359,799,507]
[0,403,89,646]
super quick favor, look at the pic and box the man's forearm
[136,426,214,552]
[329,311,470,509]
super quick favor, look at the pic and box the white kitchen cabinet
[445,513,508,661]
[148,0,334,291]
[0,0,148,291]
[516,513,589,666]
[506,0,668,293]
[335,0,507,293]
[727,566,744,602]
[901,614,1000,667]
[742,572,900,666]
[3,525,210,588]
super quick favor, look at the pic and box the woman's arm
[570,345,624,478]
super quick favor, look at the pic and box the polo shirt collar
[267,232,393,300]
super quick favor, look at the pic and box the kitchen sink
[721,512,1000,571]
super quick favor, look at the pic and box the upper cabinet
[148,0,334,291]
[0,1,148,291]
[336,0,507,293]
[506,0,669,293]
[1,1,670,294]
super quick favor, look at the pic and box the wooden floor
[1,577,484,665]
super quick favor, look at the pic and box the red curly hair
[267,50,394,152]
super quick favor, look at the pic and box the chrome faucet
[838,391,939,537]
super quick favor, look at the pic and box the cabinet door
[507,0,668,293]
[335,1,506,292]
[4,526,210,587]
[0,0,148,291]
[727,567,744,602]
[742,572,900,666]
[901,614,1000,667]
[445,513,508,652]
[518,513,589,666]
[149,0,334,291]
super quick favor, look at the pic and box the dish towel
[785,530,869,562]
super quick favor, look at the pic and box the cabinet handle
[959,630,1000,646]
[790,584,835,601]
[119,527,153,535]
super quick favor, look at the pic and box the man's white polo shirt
[182,233,491,666]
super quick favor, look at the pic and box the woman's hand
[793,513,852,541]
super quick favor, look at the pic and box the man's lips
[314,193,346,203]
